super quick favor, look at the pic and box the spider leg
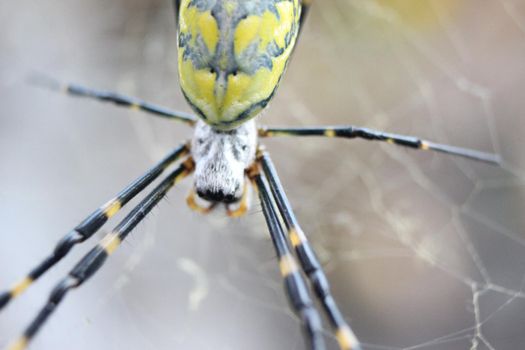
[259,125,500,165]
[251,165,326,350]
[6,158,194,350]
[29,74,197,126]
[257,151,362,350]
[0,143,190,312]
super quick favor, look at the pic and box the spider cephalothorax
[191,119,257,203]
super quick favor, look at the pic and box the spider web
[0,0,525,349]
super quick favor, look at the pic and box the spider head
[191,120,257,203]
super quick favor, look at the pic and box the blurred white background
[1,1,525,349]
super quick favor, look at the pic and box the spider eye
[198,138,205,145]
[241,144,248,151]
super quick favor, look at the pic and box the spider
[0,1,500,350]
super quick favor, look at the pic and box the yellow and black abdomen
[177,0,302,130]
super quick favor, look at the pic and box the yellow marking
[289,228,306,247]
[421,141,430,150]
[130,103,141,111]
[336,326,359,350]
[258,128,270,137]
[227,182,249,218]
[178,0,302,129]
[234,16,259,55]
[279,254,298,277]
[198,11,219,55]
[103,200,122,218]
[7,337,28,350]
[324,129,336,137]
[386,138,395,144]
[100,233,121,255]
[11,277,33,297]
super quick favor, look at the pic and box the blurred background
[1,0,525,349]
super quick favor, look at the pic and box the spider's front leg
[6,158,195,350]
[259,125,501,165]
[250,150,362,350]
[29,75,197,125]
[0,143,190,312]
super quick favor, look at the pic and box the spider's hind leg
[28,73,197,125]
[254,149,362,350]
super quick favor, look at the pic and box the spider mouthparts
[196,189,240,204]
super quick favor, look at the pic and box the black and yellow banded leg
[258,151,361,350]
[30,74,197,126]
[6,158,194,350]
[259,125,501,165]
[0,143,190,312]
[251,167,326,350]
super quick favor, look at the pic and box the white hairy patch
[191,120,257,203]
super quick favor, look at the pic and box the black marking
[181,88,209,122]
[70,246,108,282]
[237,40,274,74]
[23,276,79,341]
[0,291,11,309]
[189,0,215,11]
[27,230,83,280]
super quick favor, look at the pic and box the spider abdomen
[177,0,302,130]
